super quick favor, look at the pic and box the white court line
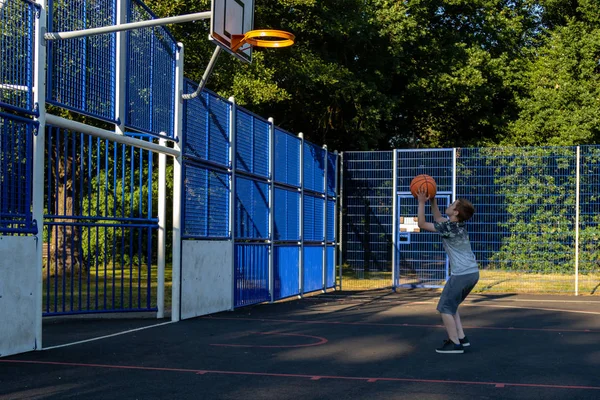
[464,303,600,316]
[43,321,175,351]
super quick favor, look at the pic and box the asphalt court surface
[1,290,600,399]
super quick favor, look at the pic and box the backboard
[210,0,255,63]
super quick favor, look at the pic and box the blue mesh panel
[0,0,35,114]
[48,0,116,121]
[235,243,269,307]
[273,245,300,299]
[274,128,300,187]
[182,85,230,166]
[397,149,454,194]
[343,151,393,272]
[327,152,337,197]
[0,112,35,234]
[327,199,335,242]
[183,163,230,238]
[274,187,300,241]
[579,146,600,290]
[456,147,577,291]
[303,142,325,193]
[303,245,323,293]
[236,108,270,178]
[126,0,176,138]
[303,194,324,242]
[235,176,269,239]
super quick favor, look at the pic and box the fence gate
[43,127,158,316]
[395,194,450,288]
[394,149,455,288]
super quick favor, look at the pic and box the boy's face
[446,201,458,218]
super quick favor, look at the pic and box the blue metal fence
[43,126,157,315]
[181,86,338,306]
[342,147,600,294]
[4,0,339,317]
[47,0,117,122]
[127,0,177,139]
[341,151,393,287]
[0,112,36,234]
[0,0,38,115]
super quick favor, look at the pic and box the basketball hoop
[231,29,295,52]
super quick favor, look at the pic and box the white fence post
[391,149,398,289]
[32,0,47,350]
[575,146,580,296]
[322,145,328,291]
[298,132,304,297]
[229,96,237,310]
[337,152,344,290]
[170,43,184,322]
[268,118,275,302]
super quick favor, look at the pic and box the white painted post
[115,0,127,136]
[391,149,398,289]
[157,138,166,318]
[322,145,328,292]
[268,118,275,302]
[298,132,304,298]
[575,146,580,296]
[32,0,47,350]
[229,96,237,310]
[333,150,340,291]
[337,152,344,291]
[170,43,185,322]
[452,148,457,203]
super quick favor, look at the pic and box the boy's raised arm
[416,188,437,233]
[431,197,446,223]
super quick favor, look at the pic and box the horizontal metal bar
[43,308,158,317]
[44,11,211,40]
[45,215,158,223]
[45,221,158,228]
[0,83,29,91]
[45,114,180,157]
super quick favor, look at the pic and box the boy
[416,188,479,354]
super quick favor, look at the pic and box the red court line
[210,331,328,348]
[1,359,599,391]
[203,316,598,334]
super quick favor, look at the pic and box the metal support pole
[322,145,328,292]
[157,139,167,318]
[44,11,211,40]
[391,149,398,289]
[170,43,185,322]
[298,132,304,298]
[32,0,47,350]
[181,46,222,100]
[337,152,344,291]
[268,118,275,302]
[575,146,580,296]
[115,0,127,136]
[229,96,237,310]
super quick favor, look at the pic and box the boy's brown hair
[455,199,475,222]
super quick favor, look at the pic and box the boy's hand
[416,187,429,203]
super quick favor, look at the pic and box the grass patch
[338,266,600,295]
[43,264,172,313]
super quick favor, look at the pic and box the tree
[503,20,600,146]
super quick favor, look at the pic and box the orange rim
[231,29,295,51]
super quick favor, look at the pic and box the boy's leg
[440,313,460,344]
[454,311,465,339]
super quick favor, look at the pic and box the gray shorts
[437,272,480,315]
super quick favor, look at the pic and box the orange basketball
[410,174,437,199]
